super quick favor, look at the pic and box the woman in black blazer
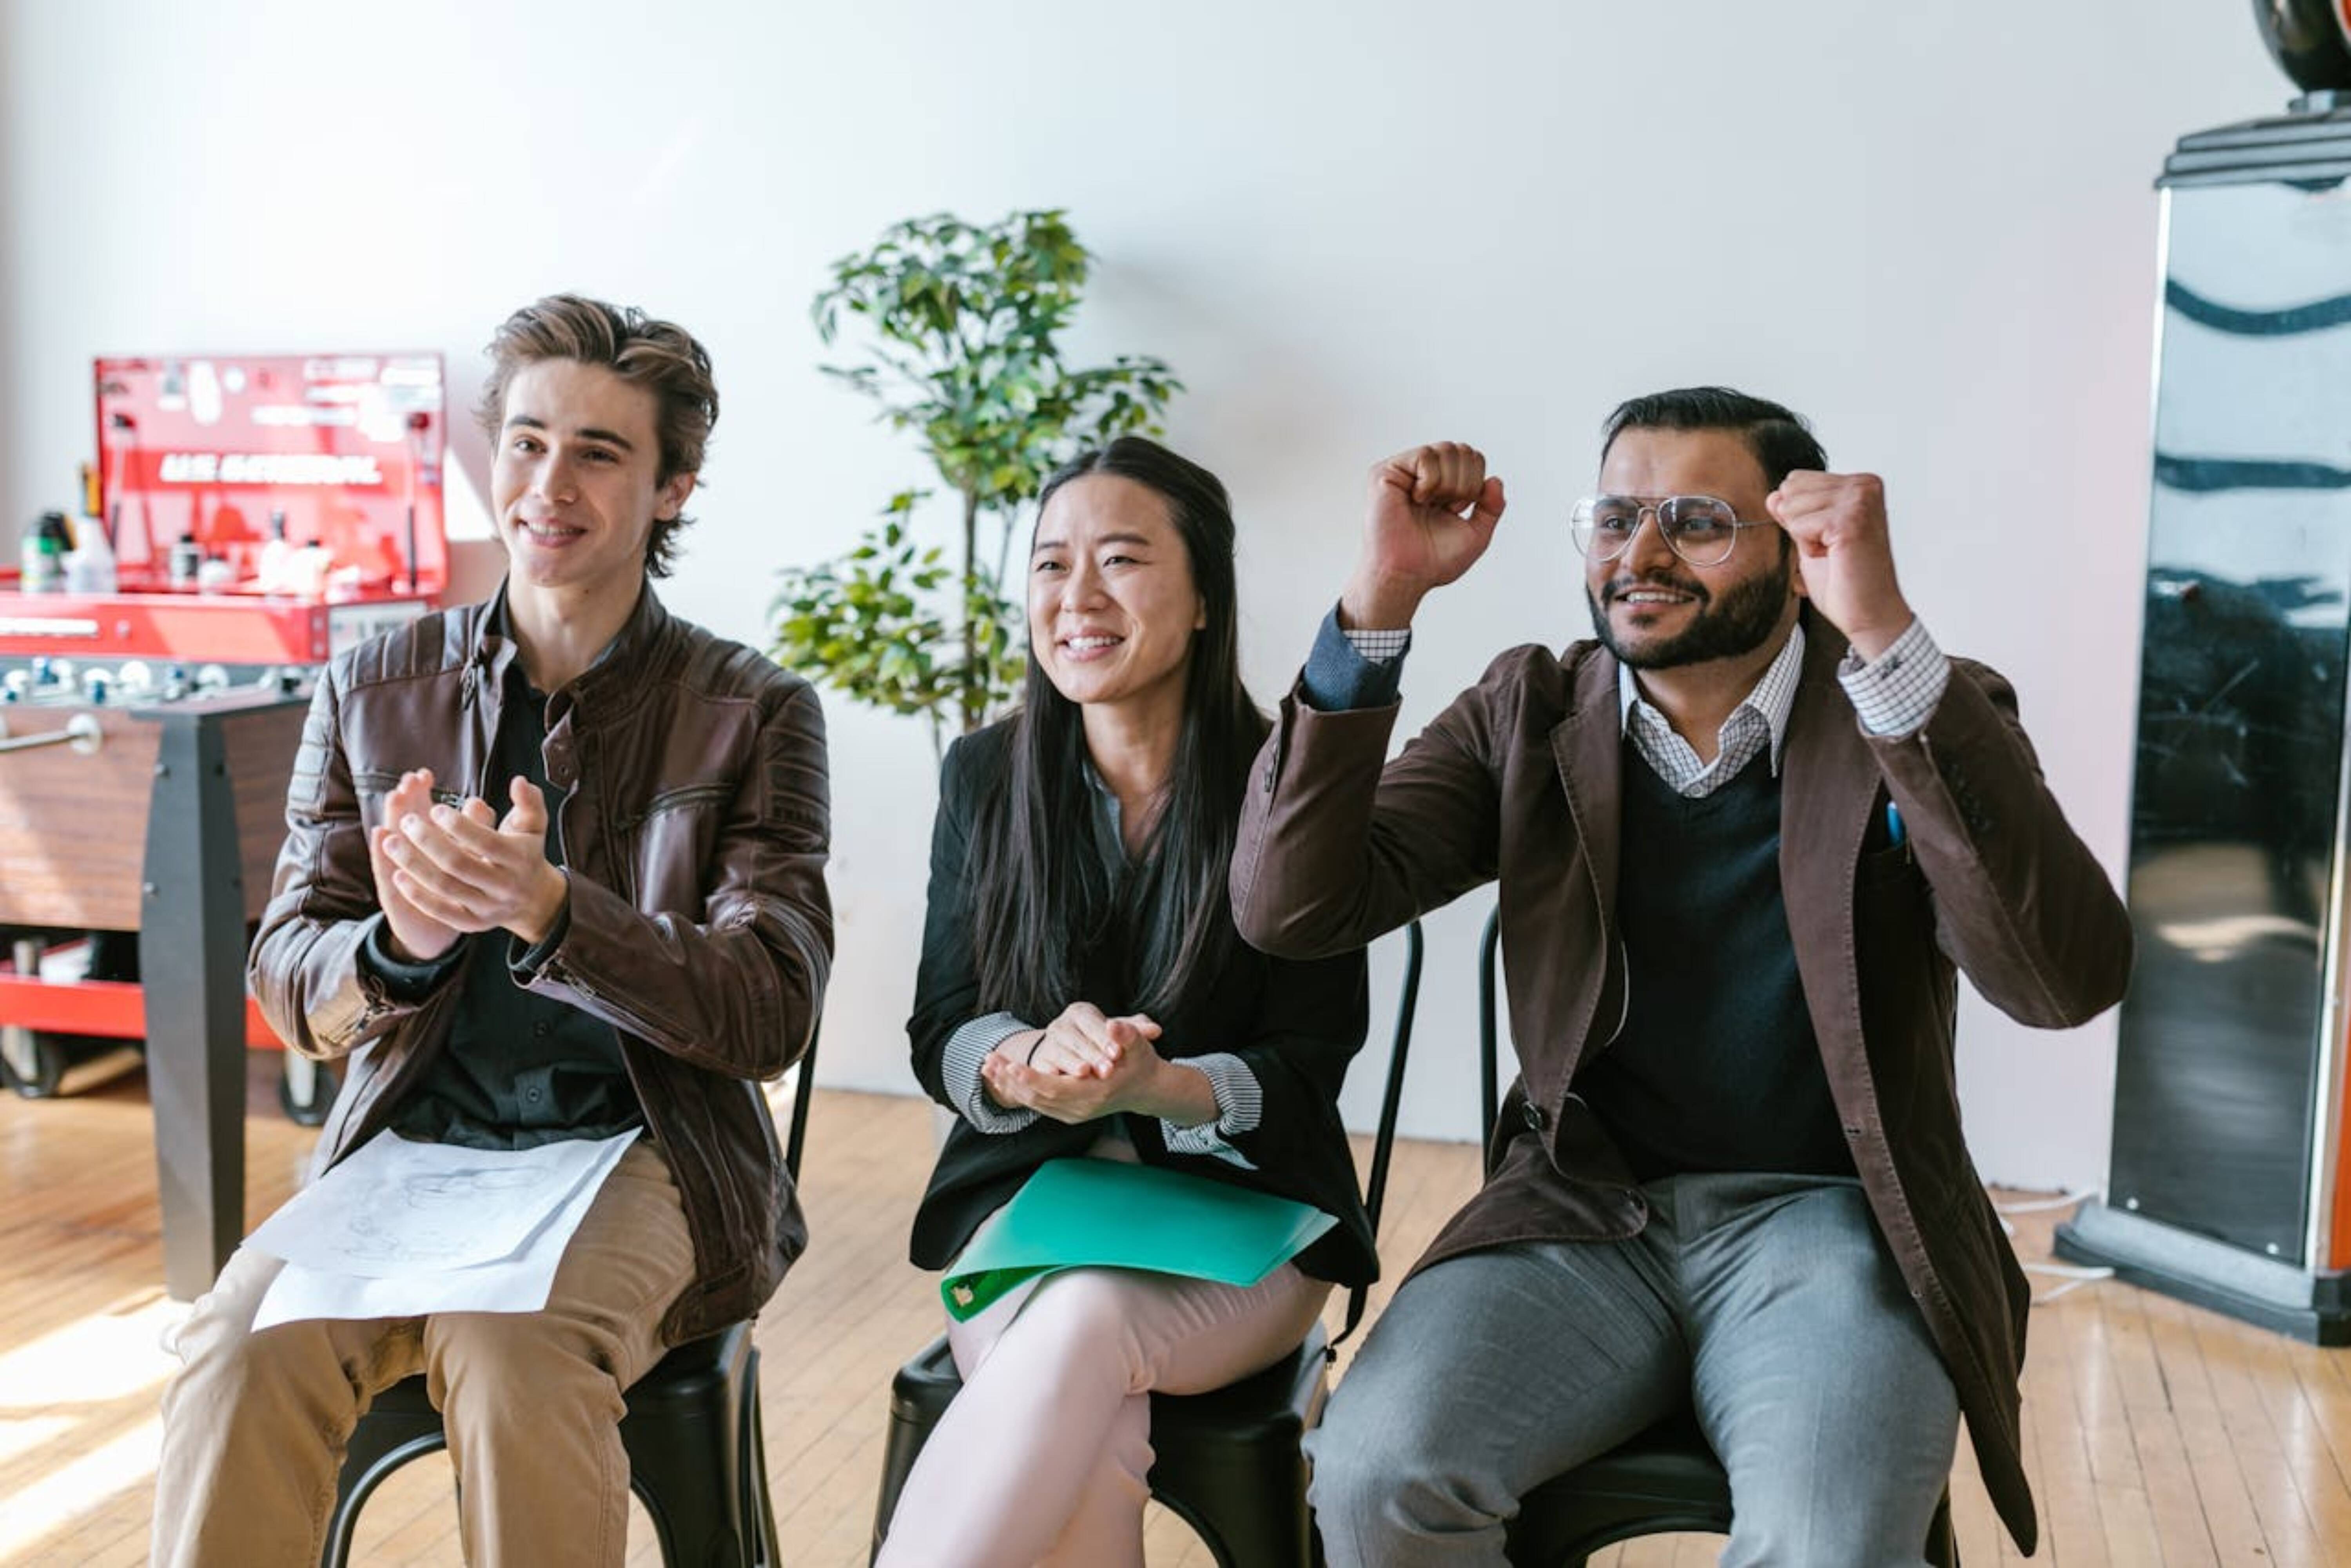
[876,437,1373,1567]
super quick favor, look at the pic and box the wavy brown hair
[475,293,718,578]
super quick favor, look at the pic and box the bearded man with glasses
[1230,387,2132,1565]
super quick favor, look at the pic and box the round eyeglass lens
[1659,497,1740,565]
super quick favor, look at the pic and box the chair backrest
[1333,919,1425,1348]
[1478,905,1503,1142]
[785,1021,820,1181]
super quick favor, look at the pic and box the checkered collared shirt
[1617,619,1948,796]
[1336,616,1950,800]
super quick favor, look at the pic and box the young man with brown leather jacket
[152,295,833,1568]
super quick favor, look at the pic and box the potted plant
[773,209,1184,754]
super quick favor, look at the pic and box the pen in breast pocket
[1886,801,1907,848]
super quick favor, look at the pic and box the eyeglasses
[1569,495,1771,568]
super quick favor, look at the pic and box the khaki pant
[151,1141,696,1568]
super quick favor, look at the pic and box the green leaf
[776,206,1185,732]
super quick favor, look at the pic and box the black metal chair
[318,1026,820,1568]
[1475,909,1956,1566]
[870,922,1427,1567]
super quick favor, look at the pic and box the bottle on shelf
[168,532,201,588]
[256,508,293,593]
[18,512,69,593]
[63,510,118,594]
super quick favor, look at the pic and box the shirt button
[532,1020,551,1038]
[1522,1098,1547,1132]
[526,1087,544,1103]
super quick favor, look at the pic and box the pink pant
[876,1263,1331,1568]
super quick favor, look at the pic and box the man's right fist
[1341,441,1506,630]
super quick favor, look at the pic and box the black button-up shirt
[363,641,641,1150]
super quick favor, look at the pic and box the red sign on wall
[92,353,449,597]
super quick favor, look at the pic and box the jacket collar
[464,577,671,708]
[1547,639,1626,941]
[1776,604,1886,964]
[1540,606,1883,1085]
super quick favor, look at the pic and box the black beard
[1586,551,1794,670]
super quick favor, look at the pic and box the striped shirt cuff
[1839,619,1949,737]
[940,1011,1040,1134]
[1160,1053,1262,1169]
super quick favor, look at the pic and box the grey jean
[1305,1172,1960,1568]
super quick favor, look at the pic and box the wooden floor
[5,1051,2351,1565]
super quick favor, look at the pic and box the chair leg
[741,1347,780,1568]
[629,1439,743,1563]
[1927,1485,1959,1568]
[1501,1485,1954,1568]
[318,1414,449,1568]
[620,1352,753,1566]
[329,1331,772,1568]
[1156,1443,1314,1568]
[870,1401,936,1563]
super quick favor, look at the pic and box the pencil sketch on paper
[341,1165,569,1267]
[249,1129,642,1328]
[244,1128,640,1279]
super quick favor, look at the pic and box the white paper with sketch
[247,1128,639,1328]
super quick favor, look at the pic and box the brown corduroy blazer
[1229,609,2132,1554]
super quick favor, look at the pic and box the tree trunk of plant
[960,486,983,735]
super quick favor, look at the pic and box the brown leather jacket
[1230,611,2132,1554]
[248,585,833,1342]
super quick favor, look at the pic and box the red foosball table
[1,351,449,1298]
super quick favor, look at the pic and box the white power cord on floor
[1988,1186,2116,1305]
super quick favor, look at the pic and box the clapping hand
[980,1002,1220,1127]
[369,770,570,955]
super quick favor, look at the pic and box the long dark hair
[967,436,1266,1022]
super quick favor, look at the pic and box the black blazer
[906,720,1377,1287]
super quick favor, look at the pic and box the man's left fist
[1766,471,1913,660]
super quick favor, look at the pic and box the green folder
[941,1158,1337,1321]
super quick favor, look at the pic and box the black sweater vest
[1575,744,1855,1182]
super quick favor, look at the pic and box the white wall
[0,0,2293,1190]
